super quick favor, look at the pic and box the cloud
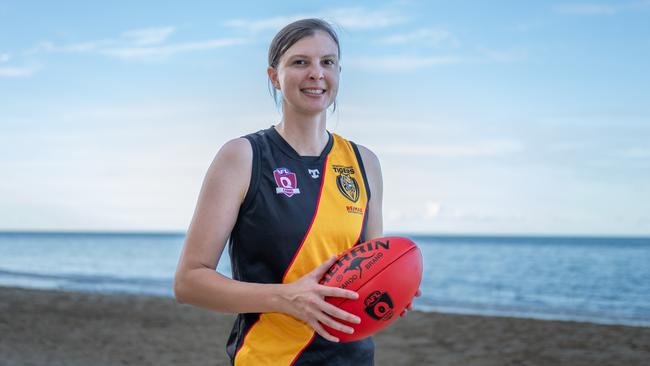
[376,139,524,157]
[40,27,176,55]
[615,147,650,159]
[345,44,524,72]
[224,15,313,33]
[438,209,526,223]
[346,46,526,71]
[0,66,37,77]
[25,41,56,54]
[23,26,246,62]
[477,46,528,63]
[378,28,459,47]
[553,3,618,15]
[425,201,442,219]
[223,6,407,33]
[554,1,650,15]
[62,40,113,53]
[121,26,176,46]
[387,203,525,225]
[0,52,38,77]
[629,0,650,9]
[327,7,408,29]
[505,21,545,33]
[346,55,463,71]
[101,38,247,61]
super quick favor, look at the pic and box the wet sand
[1,286,648,365]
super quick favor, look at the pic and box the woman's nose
[308,64,324,80]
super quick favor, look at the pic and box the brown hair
[267,18,341,111]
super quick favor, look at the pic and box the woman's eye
[323,59,335,65]
[294,60,307,65]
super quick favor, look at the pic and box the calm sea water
[1,232,648,327]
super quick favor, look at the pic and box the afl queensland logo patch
[332,165,359,202]
[273,167,300,197]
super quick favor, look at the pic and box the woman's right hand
[278,255,362,342]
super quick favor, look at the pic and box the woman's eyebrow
[288,54,338,59]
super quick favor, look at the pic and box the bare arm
[173,138,284,313]
[358,145,383,240]
[173,138,360,341]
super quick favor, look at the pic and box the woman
[174,18,411,365]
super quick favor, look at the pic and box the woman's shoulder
[212,126,274,170]
[200,137,254,204]
[215,138,252,163]
[354,144,381,172]
[206,138,253,181]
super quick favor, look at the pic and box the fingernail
[347,327,354,334]
[354,317,361,324]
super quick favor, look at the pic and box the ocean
[1,232,648,327]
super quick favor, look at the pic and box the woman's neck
[275,111,329,156]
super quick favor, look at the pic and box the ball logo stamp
[320,239,391,285]
[273,167,300,197]
[343,255,373,279]
[364,291,394,321]
[332,165,359,202]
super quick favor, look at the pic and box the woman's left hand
[399,289,421,317]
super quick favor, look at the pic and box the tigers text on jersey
[226,126,373,365]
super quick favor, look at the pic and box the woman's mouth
[301,88,326,96]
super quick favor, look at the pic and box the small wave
[0,268,173,296]
[414,297,650,328]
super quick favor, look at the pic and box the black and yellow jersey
[226,126,373,365]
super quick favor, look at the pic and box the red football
[319,236,423,342]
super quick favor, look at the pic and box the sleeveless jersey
[226,126,374,365]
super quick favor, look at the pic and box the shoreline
[3,283,647,328]
[2,286,649,365]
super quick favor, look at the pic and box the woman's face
[269,31,340,116]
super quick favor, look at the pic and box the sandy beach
[1,286,648,366]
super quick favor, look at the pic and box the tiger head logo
[336,172,359,202]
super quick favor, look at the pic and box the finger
[317,312,355,335]
[310,255,338,279]
[310,320,339,342]
[318,285,359,300]
[320,300,361,324]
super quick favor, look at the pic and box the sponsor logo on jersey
[332,165,359,202]
[308,169,320,179]
[273,167,300,197]
[364,291,394,321]
[346,205,364,215]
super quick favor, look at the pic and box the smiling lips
[301,88,326,96]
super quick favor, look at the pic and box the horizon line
[0,230,648,240]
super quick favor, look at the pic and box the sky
[1,1,649,236]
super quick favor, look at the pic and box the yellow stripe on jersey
[234,134,369,365]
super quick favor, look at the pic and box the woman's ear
[267,66,280,89]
